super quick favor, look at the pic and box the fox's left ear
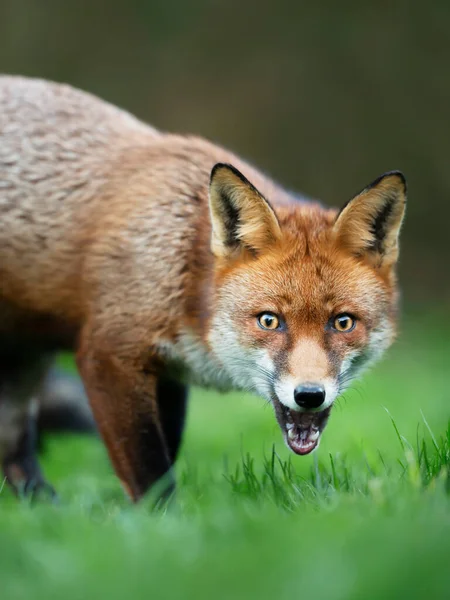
[209,163,281,258]
[334,171,407,268]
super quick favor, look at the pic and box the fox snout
[275,375,338,413]
[272,337,339,415]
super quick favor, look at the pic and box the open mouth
[273,400,331,455]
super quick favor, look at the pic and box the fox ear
[209,163,281,258]
[334,171,407,268]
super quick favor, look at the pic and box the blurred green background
[0,2,449,599]
[1,0,449,303]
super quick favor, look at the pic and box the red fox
[0,76,406,501]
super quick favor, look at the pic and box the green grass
[1,309,449,600]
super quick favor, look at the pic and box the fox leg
[2,403,55,498]
[156,378,188,463]
[0,354,55,497]
[76,342,173,503]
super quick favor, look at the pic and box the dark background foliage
[1,0,448,304]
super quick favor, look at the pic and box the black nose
[294,384,326,409]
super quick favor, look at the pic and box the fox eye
[257,312,281,330]
[332,313,356,332]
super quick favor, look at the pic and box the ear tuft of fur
[209,163,281,258]
[334,171,407,268]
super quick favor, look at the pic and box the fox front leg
[76,344,173,503]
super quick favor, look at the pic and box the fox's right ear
[208,163,281,258]
[334,171,407,269]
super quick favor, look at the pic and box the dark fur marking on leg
[127,408,174,499]
[156,378,188,463]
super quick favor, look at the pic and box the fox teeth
[310,430,320,442]
[286,422,294,431]
[288,428,296,440]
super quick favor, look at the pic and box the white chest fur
[159,331,236,391]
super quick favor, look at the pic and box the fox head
[207,163,406,455]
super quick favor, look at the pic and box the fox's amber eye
[257,313,280,330]
[333,314,356,332]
